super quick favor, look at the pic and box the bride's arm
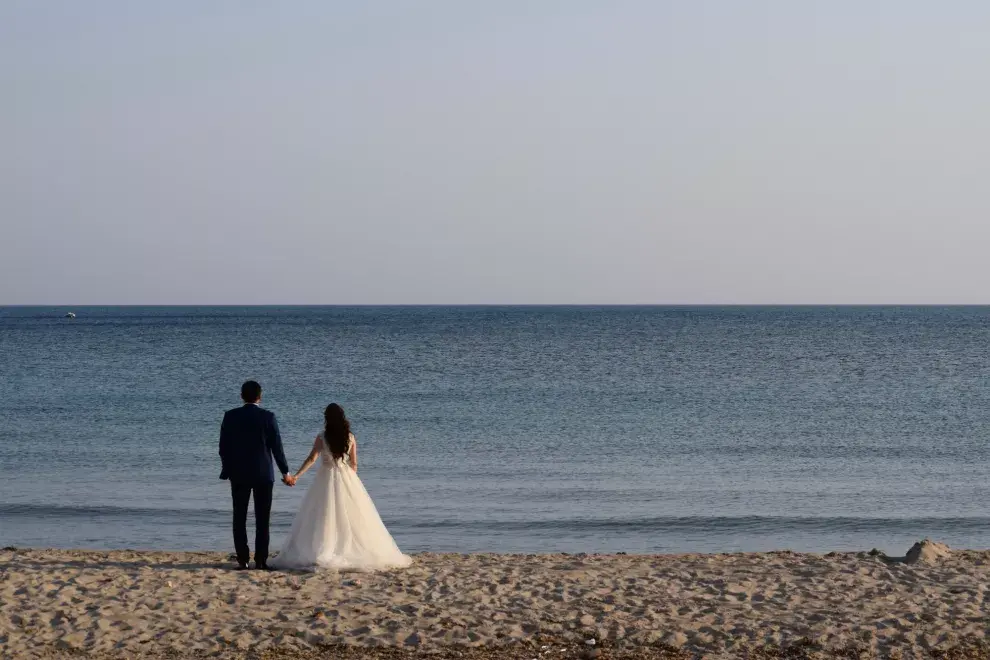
[348,437,358,472]
[293,436,322,480]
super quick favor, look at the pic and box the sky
[2,1,990,304]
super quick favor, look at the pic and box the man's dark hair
[241,380,262,402]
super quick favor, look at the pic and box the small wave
[389,514,990,534]
[5,504,990,537]
[0,502,231,519]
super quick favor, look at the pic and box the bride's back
[321,402,353,463]
[319,431,354,467]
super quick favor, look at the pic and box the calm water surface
[1,306,989,555]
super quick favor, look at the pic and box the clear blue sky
[3,1,989,304]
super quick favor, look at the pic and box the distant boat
[64,312,76,318]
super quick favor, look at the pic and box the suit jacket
[218,404,290,484]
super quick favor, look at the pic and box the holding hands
[280,432,328,488]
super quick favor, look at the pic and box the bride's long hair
[323,403,351,460]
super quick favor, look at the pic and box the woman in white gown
[271,403,411,571]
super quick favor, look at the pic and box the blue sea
[2,306,989,555]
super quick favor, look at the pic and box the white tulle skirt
[271,461,411,571]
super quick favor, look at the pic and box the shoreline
[2,543,988,659]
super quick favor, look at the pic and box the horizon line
[4,303,990,308]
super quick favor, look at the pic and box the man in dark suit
[219,380,295,570]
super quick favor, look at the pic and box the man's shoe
[233,563,250,571]
[255,563,276,571]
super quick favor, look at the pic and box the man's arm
[267,413,291,478]
[219,412,230,458]
[218,412,230,479]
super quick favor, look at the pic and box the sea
[2,306,989,556]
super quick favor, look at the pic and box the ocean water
[2,306,989,556]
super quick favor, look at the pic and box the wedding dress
[271,433,411,571]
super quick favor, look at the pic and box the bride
[271,403,411,571]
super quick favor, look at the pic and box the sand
[1,541,989,659]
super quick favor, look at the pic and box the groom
[219,380,296,570]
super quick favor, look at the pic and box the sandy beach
[1,541,988,659]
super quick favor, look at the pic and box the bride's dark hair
[323,403,351,460]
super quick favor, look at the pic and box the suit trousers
[230,482,274,566]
